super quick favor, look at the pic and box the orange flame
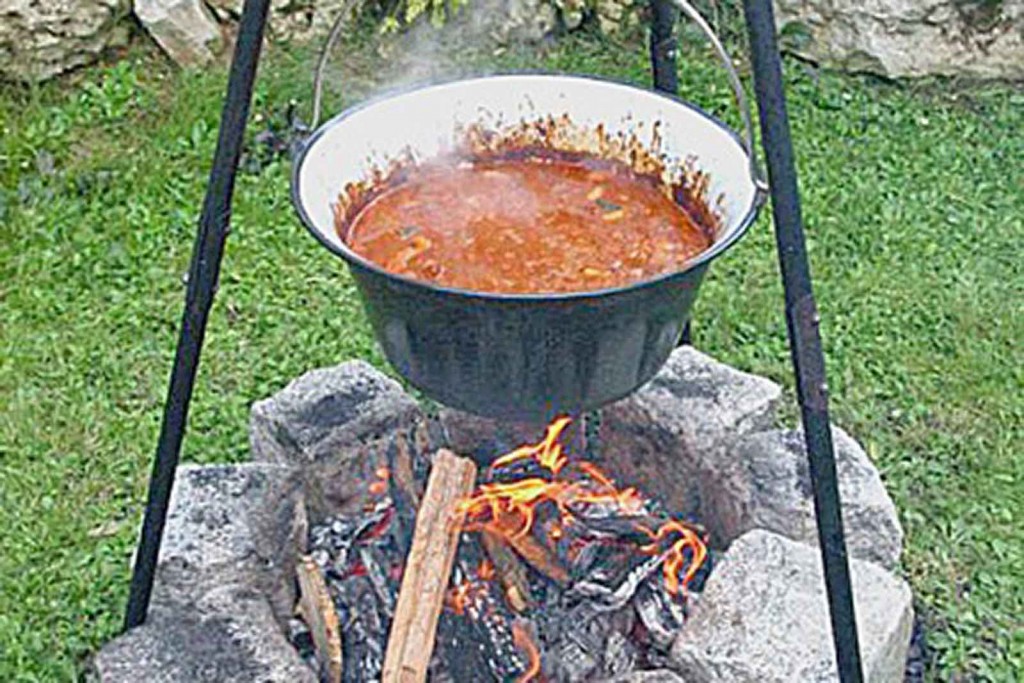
[490,416,572,475]
[639,520,708,596]
[368,466,390,496]
[446,580,474,616]
[457,416,707,599]
[511,621,541,683]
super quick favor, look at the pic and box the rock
[775,0,1024,80]
[91,584,316,683]
[599,671,687,683]
[205,0,350,43]
[594,0,639,34]
[458,0,558,44]
[671,530,914,683]
[249,360,429,519]
[154,463,307,621]
[706,426,904,569]
[598,347,782,524]
[135,0,222,67]
[0,0,131,83]
[249,360,421,466]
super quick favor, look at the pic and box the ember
[295,415,709,682]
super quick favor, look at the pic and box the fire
[368,466,390,496]
[455,416,707,599]
[511,621,541,683]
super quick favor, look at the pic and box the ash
[290,416,709,682]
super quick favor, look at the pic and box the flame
[639,520,708,596]
[368,466,390,496]
[446,580,474,616]
[479,559,495,581]
[490,416,572,475]
[456,416,707,599]
[511,621,541,683]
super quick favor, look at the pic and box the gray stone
[135,0,222,67]
[91,584,316,682]
[671,530,914,683]
[205,0,350,42]
[598,347,782,524]
[706,426,904,569]
[154,463,306,620]
[0,0,131,83]
[457,0,558,43]
[250,360,431,520]
[250,360,421,465]
[600,671,687,683]
[775,0,1024,80]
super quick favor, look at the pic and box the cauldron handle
[309,0,766,195]
[670,0,768,196]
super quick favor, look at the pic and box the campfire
[293,416,710,682]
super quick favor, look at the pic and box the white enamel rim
[292,73,765,301]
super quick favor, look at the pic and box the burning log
[296,555,344,683]
[488,506,571,587]
[480,529,534,612]
[382,449,477,683]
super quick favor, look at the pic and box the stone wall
[0,0,131,82]
[775,0,1024,80]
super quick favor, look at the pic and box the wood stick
[382,449,477,683]
[480,529,534,613]
[489,508,571,587]
[296,555,343,683]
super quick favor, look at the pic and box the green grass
[1,24,1022,681]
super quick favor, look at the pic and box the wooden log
[382,449,477,683]
[489,507,571,587]
[481,529,534,613]
[296,555,343,683]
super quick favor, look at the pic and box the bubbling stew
[340,153,715,294]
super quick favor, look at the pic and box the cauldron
[292,1,766,420]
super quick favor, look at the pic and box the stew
[342,153,714,294]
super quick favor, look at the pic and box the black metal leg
[123,0,273,630]
[741,1,864,680]
[649,0,692,346]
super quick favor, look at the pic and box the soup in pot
[340,153,714,294]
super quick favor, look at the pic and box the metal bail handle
[309,0,767,195]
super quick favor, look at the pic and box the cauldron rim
[291,72,764,303]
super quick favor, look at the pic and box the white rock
[135,0,222,67]
[672,530,914,683]
[775,0,1024,80]
[0,0,130,82]
[705,426,904,569]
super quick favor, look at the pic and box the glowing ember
[511,621,541,683]
[455,416,707,600]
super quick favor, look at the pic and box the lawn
[1,20,1022,682]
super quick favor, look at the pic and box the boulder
[134,0,222,67]
[672,529,914,683]
[153,463,307,620]
[704,426,904,569]
[249,360,421,466]
[0,0,131,83]
[600,670,688,682]
[249,360,429,519]
[598,346,783,522]
[91,584,316,683]
[775,0,1024,80]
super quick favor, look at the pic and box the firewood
[382,449,477,683]
[481,529,534,613]
[296,555,343,683]
[489,508,571,587]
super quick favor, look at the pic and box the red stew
[342,154,713,294]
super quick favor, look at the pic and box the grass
[1,22,1022,682]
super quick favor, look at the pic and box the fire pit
[93,349,914,682]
